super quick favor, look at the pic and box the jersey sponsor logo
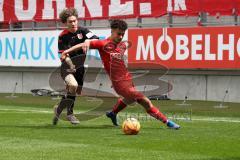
[110,52,124,60]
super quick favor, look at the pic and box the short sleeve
[82,28,99,39]
[90,40,103,50]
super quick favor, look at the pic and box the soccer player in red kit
[61,20,180,129]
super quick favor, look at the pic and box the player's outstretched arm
[60,42,88,61]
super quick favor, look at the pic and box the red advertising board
[0,0,240,23]
[128,26,240,69]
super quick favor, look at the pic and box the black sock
[56,95,74,116]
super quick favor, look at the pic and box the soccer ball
[122,118,140,135]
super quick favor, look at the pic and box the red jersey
[90,38,144,100]
[90,38,132,82]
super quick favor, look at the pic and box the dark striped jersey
[58,27,98,65]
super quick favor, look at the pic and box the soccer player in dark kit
[60,19,180,129]
[52,8,98,125]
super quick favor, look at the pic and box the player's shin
[146,106,168,123]
[66,95,76,115]
[57,95,75,116]
[112,98,127,114]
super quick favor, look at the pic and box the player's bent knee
[122,98,135,105]
[76,86,83,95]
[136,97,148,103]
[68,84,78,94]
[137,97,152,109]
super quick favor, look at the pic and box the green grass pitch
[0,94,239,160]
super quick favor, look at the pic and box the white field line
[0,108,52,113]
[0,106,240,123]
[117,114,240,123]
[172,117,240,123]
[0,108,86,114]
[188,117,240,123]
[0,105,84,114]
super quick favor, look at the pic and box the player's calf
[52,104,59,125]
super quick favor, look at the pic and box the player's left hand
[60,52,69,61]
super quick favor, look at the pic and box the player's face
[66,16,78,33]
[111,29,125,43]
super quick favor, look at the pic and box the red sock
[112,99,127,114]
[147,106,167,123]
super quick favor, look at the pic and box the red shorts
[112,79,144,101]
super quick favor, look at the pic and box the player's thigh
[64,74,78,94]
[113,80,144,101]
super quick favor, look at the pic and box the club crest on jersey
[77,33,83,39]
[103,42,117,52]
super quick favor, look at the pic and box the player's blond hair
[59,8,78,23]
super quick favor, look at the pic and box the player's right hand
[82,40,90,53]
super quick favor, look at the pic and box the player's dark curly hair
[110,19,128,31]
[59,8,78,23]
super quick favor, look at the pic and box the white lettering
[85,0,102,17]
[167,0,173,12]
[14,0,36,20]
[74,0,85,17]
[109,0,133,16]
[204,35,216,60]
[139,3,151,15]
[174,0,186,11]
[167,0,186,11]
[191,35,202,60]
[218,34,234,60]
[156,35,174,60]
[237,38,240,57]
[136,36,154,60]
[0,0,3,21]
[42,0,66,19]
[176,35,189,60]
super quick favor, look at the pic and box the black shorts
[73,67,85,86]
